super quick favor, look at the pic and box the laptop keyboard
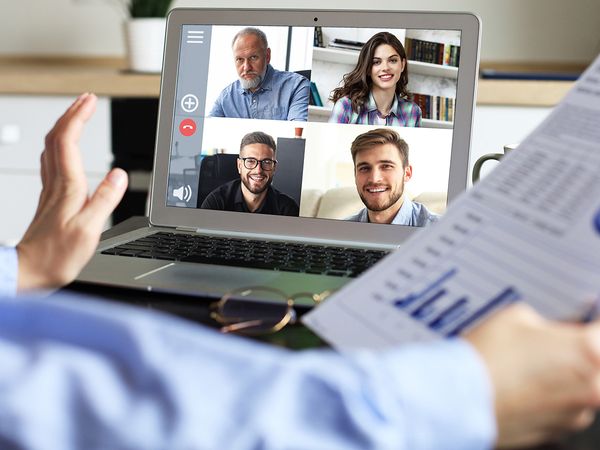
[102,231,389,278]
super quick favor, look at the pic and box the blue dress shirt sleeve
[0,294,496,450]
[286,75,310,121]
[0,246,18,297]
[209,90,226,117]
[208,67,309,121]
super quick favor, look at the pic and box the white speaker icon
[173,185,192,202]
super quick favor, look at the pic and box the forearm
[0,294,495,449]
[287,83,310,121]
[220,339,495,449]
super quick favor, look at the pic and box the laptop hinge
[175,226,200,233]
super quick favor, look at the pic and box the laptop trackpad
[137,262,280,296]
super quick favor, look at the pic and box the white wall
[1,0,600,63]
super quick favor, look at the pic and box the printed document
[303,55,600,350]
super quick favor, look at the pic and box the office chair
[196,153,239,208]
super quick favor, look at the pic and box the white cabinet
[0,95,112,244]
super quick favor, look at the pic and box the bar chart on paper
[304,172,600,348]
[305,194,600,348]
[391,268,519,336]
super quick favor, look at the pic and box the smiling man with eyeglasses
[200,131,299,216]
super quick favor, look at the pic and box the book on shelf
[313,26,324,48]
[327,38,364,51]
[412,93,455,123]
[404,37,460,67]
[309,82,323,107]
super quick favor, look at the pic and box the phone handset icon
[179,119,197,137]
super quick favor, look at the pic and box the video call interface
[167,24,461,228]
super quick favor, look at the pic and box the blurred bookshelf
[312,47,458,79]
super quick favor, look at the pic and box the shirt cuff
[0,246,18,298]
[379,338,497,450]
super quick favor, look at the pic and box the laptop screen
[165,23,461,229]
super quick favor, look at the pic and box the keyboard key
[326,269,350,277]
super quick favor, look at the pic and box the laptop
[77,8,481,305]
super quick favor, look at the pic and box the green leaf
[128,0,172,18]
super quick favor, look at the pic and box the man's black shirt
[200,179,299,216]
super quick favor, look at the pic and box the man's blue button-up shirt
[347,198,440,227]
[0,246,495,449]
[209,64,310,121]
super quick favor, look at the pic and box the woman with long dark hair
[328,32,421,127]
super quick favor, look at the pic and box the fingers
[534,408,596,442]
[470,302,600,448]
[75,168,128,233]
[583,323,600,362]
[577,324,600,406]
[43,93,90,161]
[33,95,92,222]
[55,93,96,183]
[42,94,98,220]
[32,150,51,222]
[51,93,96,141]
[44,93,97,185]
[566,408,596,431]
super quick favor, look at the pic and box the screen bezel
[150,8,481,247]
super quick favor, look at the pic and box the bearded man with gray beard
[209,27,310,121]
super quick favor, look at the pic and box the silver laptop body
[77,8,481,305]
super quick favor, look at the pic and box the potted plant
[119,0,173,73]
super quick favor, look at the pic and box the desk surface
[0,56,579,106]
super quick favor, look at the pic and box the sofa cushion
[412,191,447,215]
[316,187,363,219]
[301,187,447,219]
[299,189,323,218]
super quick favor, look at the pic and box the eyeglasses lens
[216,288,294,334]
[242,158,274,171]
